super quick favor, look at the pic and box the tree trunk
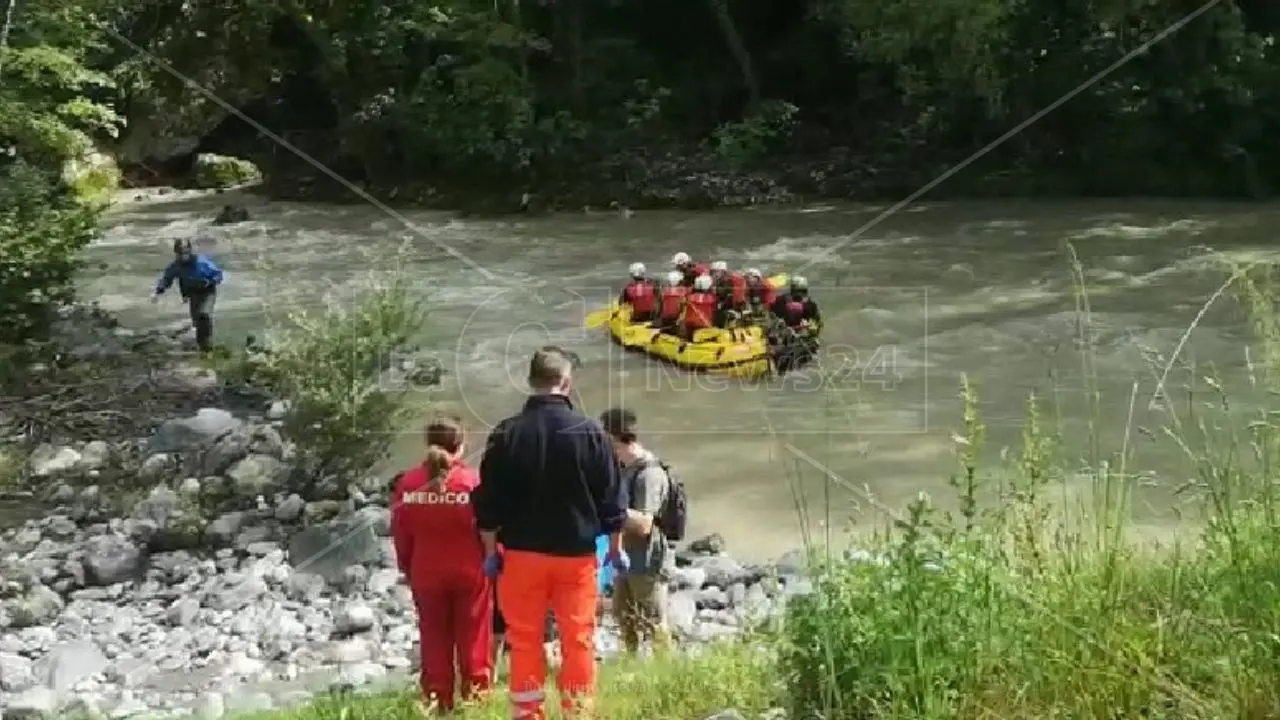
[708,0,760,110]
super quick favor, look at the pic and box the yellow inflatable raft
[598,274,799,379]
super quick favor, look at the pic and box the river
[83,190,1280,560]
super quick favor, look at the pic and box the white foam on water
[1065,218,1214,241]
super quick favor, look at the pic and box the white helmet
[671,252,691,267]
[710,260,728,272]
[628,262,645,278]
[791,275,809,291]
[665,270,682,285]
[745,267,762,279]
[693,274,713,291]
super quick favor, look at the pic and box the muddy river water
[83,191,1280,559]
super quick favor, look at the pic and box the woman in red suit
[390,415,493,711]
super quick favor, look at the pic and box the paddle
[584,308,614,329]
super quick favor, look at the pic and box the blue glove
[482,553,503,579]
[606,549,630,575]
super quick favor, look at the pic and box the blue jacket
[156,254,223,296]
[595,534,614,592]
[474,394,625,557]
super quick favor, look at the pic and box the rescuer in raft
[618,262,657,323]
[743,268,777,318]
[656,270,687,333]
[389,416,493,711]
[769,275,821,373]
[680,274,718,339]
[708,260,747,327]
[671,252,709,287]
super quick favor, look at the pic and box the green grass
[232,645,779,719]
[232,254,1280,719]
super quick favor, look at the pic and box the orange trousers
[498,550,599,719]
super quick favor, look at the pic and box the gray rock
[354,506,390,537]
[690,555,749,589]
[165,598,199,627]
[29,444,81,477]
[203,512,244,547]
[225,454,286,497]
[286,517,381,584]
[266,401,288,421]
[667,591,698,636]
[40,639,109,694]
[6,585,64,628]
[669,566,707,590]
[3,686,58,719]
[77,441,112,471]
[283,572,326,601]
[80,535,145,587]
[686,533,727,555]
[132,485,181,526]
[200,428,253,477]
[334,603,375,635]
[703,711,747,720]
[0,651,35,692]
[148,409,241,455]
[137,454,178,484]
[274,494,305,522]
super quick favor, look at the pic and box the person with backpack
[599,407,685,654]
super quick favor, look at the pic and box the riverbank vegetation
[5,0,1280,207]
[219,268,1280,719]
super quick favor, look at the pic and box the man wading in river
[151,238,224,352]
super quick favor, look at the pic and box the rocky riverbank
[0,308,815,720]
[1,433,812,719]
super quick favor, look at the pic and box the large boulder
[212,204,251,225]
[148,408,242,455]
[192,153,261,189]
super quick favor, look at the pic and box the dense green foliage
[0,0,118,345]
[2,0,1274,203]
[4,0,1280,202]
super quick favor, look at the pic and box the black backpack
[651,458,688,541]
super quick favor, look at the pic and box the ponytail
[423,414,465,489]
[424,445,451,488]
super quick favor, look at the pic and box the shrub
[712,100,799,168]
[778,264,1280,719]
[223,266,428,496]
[0,161,102,345]
[192,153,262,189]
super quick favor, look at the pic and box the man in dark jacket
[151,238,224,351]
[473,346,627,719]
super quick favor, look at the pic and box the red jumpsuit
[390,461,493,710]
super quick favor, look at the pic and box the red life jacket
[389,462,485,583]
[659,286,687,320]
[684,292,717,330]
[724,273,747,305]
[623,280,657,314]
[781,296,808,326]
[748,280,776,308]
[680,263,712,286]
